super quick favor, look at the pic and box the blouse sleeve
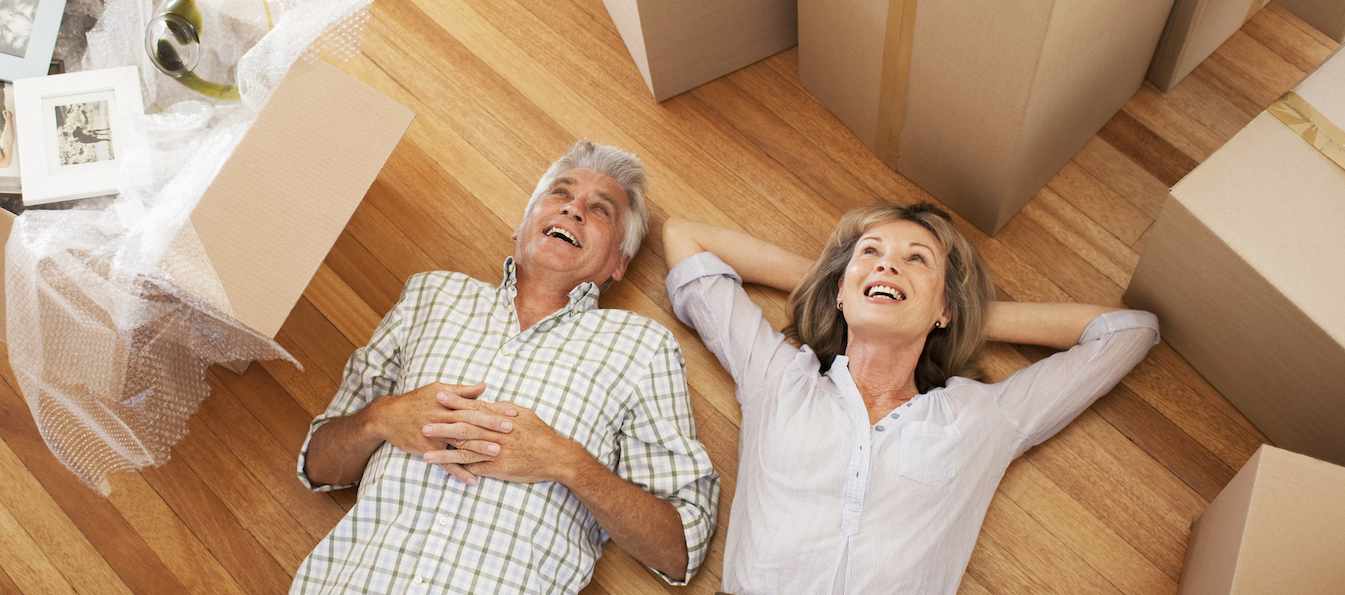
[991,309,1160,458]
[665,252,802,407]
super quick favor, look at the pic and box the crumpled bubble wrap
[5,0,375,495]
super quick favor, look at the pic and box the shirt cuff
[296,419,359,492]
[665,252,742,298]
[1078,310,1160,346]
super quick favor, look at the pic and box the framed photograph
[0,0,66,82]
[0,81,18,193]
[15,66,144,205]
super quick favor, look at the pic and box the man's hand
[427,398,586,485]
[370,382,515,485]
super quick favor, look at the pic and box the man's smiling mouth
[546,227,581,248]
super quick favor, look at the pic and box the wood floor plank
[0,366,190,595]
[1243,5,1337,72]
[344,199,439,285]
[1091,384,1236,502]
[325,230,404,317]
[140,457,293,594]
[0,499,75,595]
[197,376,348,542]
[1266,1,1340,48]
[1071,138,1171,223]
[1045,161,1152,246]
[0,566,21,595]
[1145,342,1269,443]
[964,534,1056,595]
[995,215,1125,307]
[1121,347,1266,469]
[211,364,323,457]
[275,297,354,387]
[980,492,1122,595]
[1215,30,1309,93]
[1096,110,1198,188]
[1021,187,1139,290]
[303,263,382,347]
[591,543,687,595]
[956,574,994,595]
[998,459,1178,595]
[104,472,248,595]
[1162,66,1257,141]
[0,438,131,595]
[1024,412,1206,581]
[263,331,343,418]
[1121,84,1226,162]
[1201,50,1283,111]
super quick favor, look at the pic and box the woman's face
[837,219,950,340]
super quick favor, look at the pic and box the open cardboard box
[1178,445,1345,594]
[1147,0,1269,91]
[0,59,416,366]
[1125,48,1345,465]
[798,0,1176,234]
[602,0,796,101]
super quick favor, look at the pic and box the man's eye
[593,204,608,215]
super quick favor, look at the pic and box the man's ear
[511,227,520,241]
[610,255,631,283]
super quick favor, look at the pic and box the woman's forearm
[984,302,1121,350]
[662,216,813,292]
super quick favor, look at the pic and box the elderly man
[292,140,719,594]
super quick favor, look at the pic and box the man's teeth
[865,285,906,300]
[545,227,580,247]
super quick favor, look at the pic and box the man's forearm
[304,407,384,487]
[559,448,690,582]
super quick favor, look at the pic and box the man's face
[513,168,631,287]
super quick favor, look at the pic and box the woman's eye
[862,246,877,255]
[909,254,926,264]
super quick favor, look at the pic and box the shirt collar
[500,257,601,316]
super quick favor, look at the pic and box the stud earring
[837,300,844,311]
[933,321,942,329]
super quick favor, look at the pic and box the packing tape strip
[1268,91,1345,171]
[874,0,918,168]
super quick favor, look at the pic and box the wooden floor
[0,2,1337,593]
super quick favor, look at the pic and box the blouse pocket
[898,421,961,485]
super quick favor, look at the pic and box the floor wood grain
[0,2,1335,593]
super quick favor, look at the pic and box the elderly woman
[663,202,1158,595]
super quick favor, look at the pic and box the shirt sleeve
[992,309,1160,458]
[665,251,802,407]
[295,281,408,491]
[615,329,720,586]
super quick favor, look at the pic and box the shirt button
[876,425,885,431]
[502,346,515,356]
[890,413,899,419]
[412,575,424,584]
[438,514,449,526]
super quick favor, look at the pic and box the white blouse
[667,253,1159,595]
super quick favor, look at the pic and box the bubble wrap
[5,0,375,496]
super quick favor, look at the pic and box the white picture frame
[0,0,67,82]
[15,66,144,206]
[0,81,19,193]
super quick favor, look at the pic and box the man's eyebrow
[594,191,620,210]
[551,177,576,188]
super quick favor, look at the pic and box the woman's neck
[844,334,926,425]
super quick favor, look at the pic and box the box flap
[1234,446,1345,592]
[190,58,415,338]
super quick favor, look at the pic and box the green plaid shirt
[292,259,719,594]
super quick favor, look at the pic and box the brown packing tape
[874,0,919,169]
[1268,91,1345,171]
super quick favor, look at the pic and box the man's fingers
[422,422,509,443]
[453,439,502,457]
[437,392,520,421]
[424,448,494,466]
[437,463,479,486]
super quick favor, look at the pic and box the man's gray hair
[524,140,649,259]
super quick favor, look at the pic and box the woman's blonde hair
[784,202,995,392]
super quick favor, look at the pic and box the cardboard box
[1147,0,1269,91]
[1276,0,1345,43]
[602,0,796,101]
[799,0,1176,234]
[1178,445,1345,594]
[0,59,415,348]
[1124,48,1345,466]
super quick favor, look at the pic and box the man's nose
[560,200,584,221]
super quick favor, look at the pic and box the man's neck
[513,267,591,331]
